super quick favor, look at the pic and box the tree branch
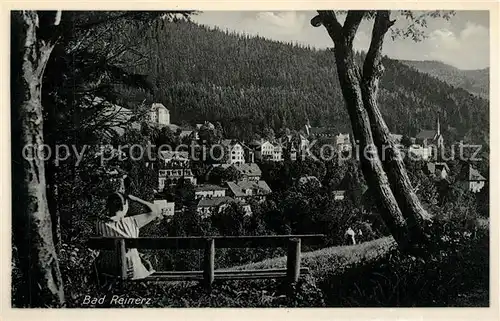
[362,10,395,82]
[342,10,366,45]
[312,11,343,42]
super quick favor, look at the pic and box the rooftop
[151,102,168,111]
[195,184,227,192]
[416,130,437,140]
[226,180,272,197]
[197,196,235,208]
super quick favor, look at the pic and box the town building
[179,130,199,140]
[254,140,284,162]
[159,151,190,166]
[153,199,175,217]
[298,175,322,187]
[425,162,450,181]
[408,145,433,160]
[196,196,235,218]
[390,133,403,144]
[305,125,337,138]
[226,180,272,202]
[158,150,196,190]
[214,163,262,181]
[194,184,227,200]
[150,102,170,126]
[221,139,246,164]
[415,116,444,150]
[335,133,352,153]
[158,168,196,190]
[333,190,346,201]
[196,121,215,130]
[460,164,487,193]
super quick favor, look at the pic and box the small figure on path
[95,174,160,280]
[345,227,356,245]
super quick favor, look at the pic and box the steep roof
[179,130,194,138]
[197,196,235,208]
[469,166,486,181]
[390,133,403,143]
[160,151,189,161]
[226,180,272,197]
[221,139,240,147]
[298,176,321,186]
[309,127,336,136]
[195,184,226,192]
[211,163,262,178]
[151,102,168,112]
[416,130,437,140]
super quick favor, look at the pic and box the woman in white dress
[95,190,160,280]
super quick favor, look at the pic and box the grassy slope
[228,237,398,280]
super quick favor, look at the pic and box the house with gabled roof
[150,102,170,126]
[226,180,272,202]
[213,163,262,181]
[460,164,487,193]
[196,196,235,218]
[425,162,450,181]
[196,196,253,218]
[194,184,227,200]
[221,139,246,164]
[415,116,444,150]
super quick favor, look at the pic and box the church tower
[437,114,441,136]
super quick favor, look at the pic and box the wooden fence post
[286,238,301,283]
[203,238,215,291]
[115,238,127,280]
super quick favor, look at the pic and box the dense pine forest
[110,19,488,147]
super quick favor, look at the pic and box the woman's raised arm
[127,194,161,228]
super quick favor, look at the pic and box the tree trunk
[314,10,431,253]
[360,11,432,247]
[314,11,411,250]
[46,165,62,252]
[333,40,411,251]
[11,11,65,307]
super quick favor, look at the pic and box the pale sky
[193,11,490,70]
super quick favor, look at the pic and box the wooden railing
[88,234,324,290]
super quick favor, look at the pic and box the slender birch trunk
[11,10,65,307]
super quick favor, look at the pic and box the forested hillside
[401,60,489,99]
[110,19,488,146]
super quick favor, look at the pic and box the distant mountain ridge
[400,60,489,99]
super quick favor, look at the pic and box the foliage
[317,217,488,307]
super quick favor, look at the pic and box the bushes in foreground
[317,218,489,307]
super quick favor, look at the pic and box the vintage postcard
[2,1,499,320]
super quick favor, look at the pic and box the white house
[159,151,190,166]
[461,164,487,193]
[255,140,274,161]
[150,103,170,126]
[415,118,444,149]
[335,133,352,153]
[195,184,227,200]
[158,168,196,190]
[226,180,272,203]
[196,196,235,218]
[153,199,175,217]
[255,140,283,162]
[213,163,262,181]
[221,140,246,164]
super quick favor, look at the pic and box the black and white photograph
[9,6,494,311]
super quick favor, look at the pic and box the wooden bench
[88,234,324,290]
